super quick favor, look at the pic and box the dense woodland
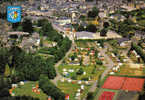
[0,19,71,100]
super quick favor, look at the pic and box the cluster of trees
[88,7,99,18]
[38,19,72,63]
[110,9,145,37]
[0,46,56,82]
[12,19,33,33]
[39,75,65,100]
[130,43,145,63]
[96,60,103,65]
[76,24,98,33]
[100,22,110,36]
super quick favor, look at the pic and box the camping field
[13,81,48,100]
[58,65,105,81]
[57,81,91,100]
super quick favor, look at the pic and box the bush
[86,24,97,32]
[81,77,89,81]
[96,60,103,65]
[76,68,84,75]
[71,74,77,80]
[86,92,94,100]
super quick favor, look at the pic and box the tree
[86,24,97,32]
[22,18,33,33]
[100,28,108,36]
[103,22,110,28]
[96,60,103,65]
[37,19,48,27]
[12,22,21,31]
[88,7,99,18]
[4,64,10,77]
[76,68,84,75]
[71,55,75,61]
[77,25,85,32]
[86,92,94,100]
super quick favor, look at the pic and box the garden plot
[116,63,145,76]
[64,47,102,66]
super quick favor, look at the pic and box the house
[56,17,71,26]
[110,14,126,21]
[134,31,145,39]
[75,31,95,40]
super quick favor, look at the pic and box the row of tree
[39,75,65,100]
[130,43,145,63]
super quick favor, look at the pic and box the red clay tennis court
[99,91,115,100]
[102,76,125,90]
[122,78,145,92]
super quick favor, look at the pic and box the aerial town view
[0,0,145,100]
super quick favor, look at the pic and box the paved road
[50,21,75,85]
[51,44,74,85]
[83,45,114,100]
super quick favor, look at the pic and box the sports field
[102,76,145,92]
[99,91,115,100]
[122,78,145,92]
[102,76,125,90]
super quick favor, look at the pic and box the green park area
[13,81,48,100]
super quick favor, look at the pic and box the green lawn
[58,65,105,81]
[57,81,91,100]
[76,41,96,48]
[13,81,48,100]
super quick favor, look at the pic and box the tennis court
[122,78,145,92]
[102,76,125,90]
[102,76,145,92]
[99,91,115,100]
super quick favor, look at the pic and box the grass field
[13,81,48,100]
[58,65,105,81]
[57,81,91,100]
[76,41,96,48]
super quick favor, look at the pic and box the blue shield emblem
[7,6,21,23]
